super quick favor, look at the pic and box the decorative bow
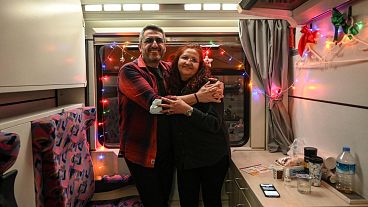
[344,11,359,40]
[298,25,318,57]
[331,8,346,42]
[331,7,359,41]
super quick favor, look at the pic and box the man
[118,25,222,207]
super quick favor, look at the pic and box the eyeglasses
[180,56,199,63]
[143,37,165,44]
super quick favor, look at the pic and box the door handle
[224,179,232,194]
[235,177,248,190]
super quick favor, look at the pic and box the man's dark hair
[138,24,166,44]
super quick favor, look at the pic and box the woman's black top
[171,101,230,170]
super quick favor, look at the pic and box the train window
[95,34,250,148]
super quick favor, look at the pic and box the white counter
[231,150,366,207]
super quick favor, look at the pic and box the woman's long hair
[168,45,211,95]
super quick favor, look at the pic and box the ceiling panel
[252,0,309,10]
[81,0,239,4]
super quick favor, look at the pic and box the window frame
[94,33,250,148]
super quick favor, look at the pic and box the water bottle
[336,146,356,193]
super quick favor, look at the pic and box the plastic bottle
[335,146,356,193]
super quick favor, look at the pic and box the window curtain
[238,19,294,154]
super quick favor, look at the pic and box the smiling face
[178,48,201,81]
[139,29,166,67]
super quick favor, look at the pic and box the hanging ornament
[331,8,346,42]
[120,45,126,63]
[120,54,125,63]
[203,55,213,67]
[343,6,352,35]
[331,7,360,42]
[344,6,360,40]
[298,25,318,57]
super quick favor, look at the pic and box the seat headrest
[0,132,20,175]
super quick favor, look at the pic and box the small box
[273,167,284,179]
[285,165,305,178]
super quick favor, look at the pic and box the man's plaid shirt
[118,55,171,168]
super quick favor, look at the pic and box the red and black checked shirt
[118,55,171,168]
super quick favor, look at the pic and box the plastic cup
[297,174,311,194]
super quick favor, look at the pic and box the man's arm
[118,65,160,110]
[150,80,224,114]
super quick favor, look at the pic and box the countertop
[231,150,366,207]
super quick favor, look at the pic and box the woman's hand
[196,80,224,103]
[159,96,192,115]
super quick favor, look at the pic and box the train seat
[31,107,141,207]
[0,131,20,207]
[31,107,96,207]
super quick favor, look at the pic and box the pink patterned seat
[87,195,142,207]
[0,132,20,207]
[0,132,20,175]
[31,107,96,207]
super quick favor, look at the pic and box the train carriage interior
[1,0,368,206]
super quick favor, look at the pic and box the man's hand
[196,80,224,103]
[159,97,192,115]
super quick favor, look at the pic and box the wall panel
[291,0,368,198]
[0,0,86,93]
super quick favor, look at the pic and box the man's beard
[143,52,162,65]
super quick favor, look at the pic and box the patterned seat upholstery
[31,107,96,207]
[0,132,20,175]
[0,132,20,207]
[88,195,142,207]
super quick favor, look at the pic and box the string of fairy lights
[97,42,247,141]
[96,12,366,142]
[251,11,366,101]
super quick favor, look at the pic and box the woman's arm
[176,80,224,105]
[160,97,224,133]
[149,80,224,114]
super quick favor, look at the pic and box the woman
[161,45,230,207]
